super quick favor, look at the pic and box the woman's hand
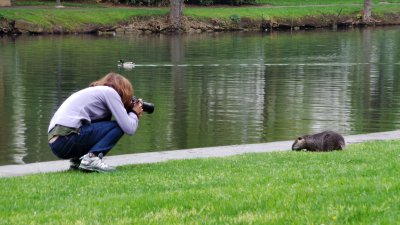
[132,99,143,119]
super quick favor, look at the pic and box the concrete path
[1,130,399,178]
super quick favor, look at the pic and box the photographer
[48,72,143,172]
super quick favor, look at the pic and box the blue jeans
[49,121,124,159]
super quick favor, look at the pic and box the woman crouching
[48,72,143,172]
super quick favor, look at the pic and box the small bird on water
[117,60,135,69]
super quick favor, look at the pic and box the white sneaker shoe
[79,153,116,172]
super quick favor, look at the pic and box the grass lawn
[185,4,400,20]
[185,5,362,20]
[1,4,400,29]
[0,8,169,29]
[1,140,399,224]
[1,0,400,29]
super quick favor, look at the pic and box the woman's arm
[104,88,139,135]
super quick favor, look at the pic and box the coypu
[292,131,346,152]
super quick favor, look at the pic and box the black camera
[132,96,155,114]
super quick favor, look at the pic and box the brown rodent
[292,131,346,152]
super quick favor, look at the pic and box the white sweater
[48,86,138,135]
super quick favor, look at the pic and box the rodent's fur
[292,131,345,152]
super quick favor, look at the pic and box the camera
[132,96,155,114]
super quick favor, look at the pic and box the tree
[55,0,64,8]
[169,0,184,30]
[363,0,380,23]
[363,0,372,22]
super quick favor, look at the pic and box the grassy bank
[0,2,400,31]
[0,8,168,30]
[1,140,399,224]
[186,5,362,20]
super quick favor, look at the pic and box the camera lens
[142,102,155,114]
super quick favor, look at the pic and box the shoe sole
[79,165,116,173]
[69,166,80,171]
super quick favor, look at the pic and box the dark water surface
[0,27,399,165]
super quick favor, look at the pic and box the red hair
[90,72,133,109]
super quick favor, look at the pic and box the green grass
[1,140,399,224]
[0,8,168,29]
[1,1,400,29]
[1,4,399,29]
[185,6,361,20]
[1,3,399,29]
[184,4,400,20]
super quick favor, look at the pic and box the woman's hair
[90,72,133,109]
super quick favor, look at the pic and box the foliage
[186,0,258,6]
[186,0,214,6]
[118,0,169,6]
[229,14,241,23]
[1,140,400,224]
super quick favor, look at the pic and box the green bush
[218,0,257,5]
[229,14,241,22]
[120,0,169,6]
[186,0,214,6]
[178,0,258,6]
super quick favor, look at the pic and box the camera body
[132,96,155,114]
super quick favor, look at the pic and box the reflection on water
[11,63,28,164]
[0,27,400,165]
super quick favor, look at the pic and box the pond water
[0,27,400,165]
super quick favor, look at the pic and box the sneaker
[69,157,81,171]
[78,153,116,172]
